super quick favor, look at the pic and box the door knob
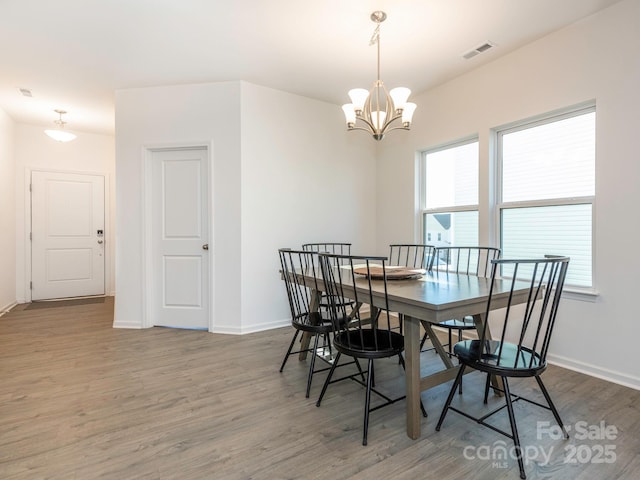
[97,240,103,244]
[202,244,209,250]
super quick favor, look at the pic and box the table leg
[403,315,421,439]
[421,321,455,369]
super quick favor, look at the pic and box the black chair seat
[437,317,476,329]
[334,329,404,359]
[292,311,335,334]
[454,340,545,377]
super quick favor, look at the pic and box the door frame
[141,142,215,331]
[25,167,111,303]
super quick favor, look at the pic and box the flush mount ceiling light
[45,109,76,142]
[342,11,416,141]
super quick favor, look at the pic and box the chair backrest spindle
[434,246,501,277]
[388,244,436,270]
[278,248,319,321]
[319,253,395,353]
[302,243,351,256]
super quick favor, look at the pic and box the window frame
[495,104,596,293]
[419,136,480,245]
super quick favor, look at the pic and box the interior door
[151,148,209,329]
[31,171,105,300]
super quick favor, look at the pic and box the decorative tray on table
[352,266,426,280]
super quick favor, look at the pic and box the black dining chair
[316,252,427,445]
[388,244,436,345]
[388,244,436,270]
[436,256,570,480]
[278,248,358,398]
[422,246,501,354]
[302,242,351,255]
[302,243,355,311]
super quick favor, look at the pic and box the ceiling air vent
[19,88,33,97]
[463,41,495,60]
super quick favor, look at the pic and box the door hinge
[30,281,32,290]
[30,232,32,241]
[29,183,32,192]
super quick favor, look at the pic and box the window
[421,139,479,248]
[497,106,595,288]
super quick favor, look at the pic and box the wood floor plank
[1,298,638,479]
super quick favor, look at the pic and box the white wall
[0,108,16,313]
[114,80,376,332]
[14,124,116,303]
[114,82,243,330]
[239,82,376,333]
[376,0,640,388]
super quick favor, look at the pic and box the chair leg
[279,330,299,372]
[363,358,374,446]
[370,360,375,388]
[502,378,526,480]
[316,352,341,407]
[324,333,333,356]
[483,372,492,403]
[535,375,569,439]
[419,331,429,350]
[457,328,463,394]
[354,358,366,383]
[436,364,466,431]
[398,315,403,364]
[305,333,320,398]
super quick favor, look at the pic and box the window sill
[562,287,599,302]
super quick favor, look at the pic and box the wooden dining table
[295,265,533,440]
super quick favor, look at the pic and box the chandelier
[45,109,76,142]
[342,11,416,141]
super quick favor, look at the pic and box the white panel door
[151,148,209,329]
[31,171,105,300]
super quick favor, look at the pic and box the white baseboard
[213,318,290,335]
[423,327,640,391]
[112,320,143,329]
[0,301,18,317]
[547,353,640,391]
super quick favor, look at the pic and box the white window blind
[425,142,478,208]
[422,140,479,248]
[499,108,595,288]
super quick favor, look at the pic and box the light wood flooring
[1,298,639,479]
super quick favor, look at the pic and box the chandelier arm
[348,125,377,135]
[357,106,405,135]
[379,125,411,134]
[354,115,379,133]
[378,112,404,132]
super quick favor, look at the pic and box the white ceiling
[0,0,622,136]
